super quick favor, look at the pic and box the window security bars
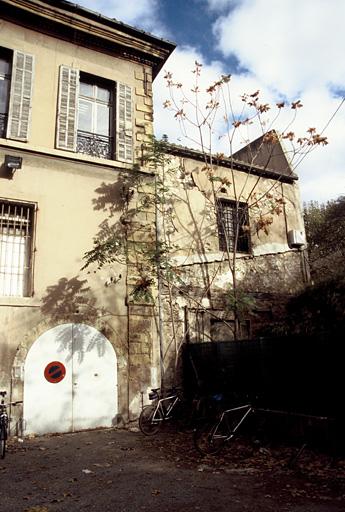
[217,199,250,253]
[0,202,34,297]
[77,131,113,159]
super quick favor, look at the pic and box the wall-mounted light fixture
[4,155,22,177]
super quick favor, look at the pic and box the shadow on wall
[82,177,146,271]
[40,276,111,363]
[92,175,138,215]
[41,276,100,324]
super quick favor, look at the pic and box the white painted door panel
[23,323,117,435]
[72,324,117,430]
[24,324,73,435]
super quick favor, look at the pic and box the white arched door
[23,323,117,435]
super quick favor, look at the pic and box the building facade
[0,0,174,434]
[0,0,308,436]
[153,140,309,384]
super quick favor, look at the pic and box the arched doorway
[23,323,117,435]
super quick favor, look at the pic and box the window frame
[217,198,251,253]
[77,73,113,159]
[0,47,12,138]
[0,199,36,298]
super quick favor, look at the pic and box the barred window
[217,199,250,253]
[0,201,35,297]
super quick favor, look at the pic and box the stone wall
[158,249,309,383]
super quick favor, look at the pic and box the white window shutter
[116,83,133,163]
[56,65,79,151]
[6,51,34,141]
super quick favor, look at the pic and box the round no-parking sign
[44,361,66,383]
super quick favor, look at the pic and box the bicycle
[194,403,254,455]
[0,391,22,459]
[139,387,184,435]
[139,387,224,436]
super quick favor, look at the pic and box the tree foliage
[304,195,345,281]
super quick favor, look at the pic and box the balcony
[77,131,113,159]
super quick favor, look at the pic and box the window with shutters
[56,66,133,163]
[77,74,113,159]
[0,47,34,142]
[217,199,250,253]
[0,48,12,138]
[0,200,35,297]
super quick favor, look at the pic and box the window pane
[78,99,93,132]
[79,81,93,98]
[96,104,110,136]
[0,78,10,113]
[97,86,110,103]
[0,56,10,76]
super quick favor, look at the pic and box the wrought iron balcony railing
[77,131,113,160]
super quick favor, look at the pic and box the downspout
[155,174,165,387]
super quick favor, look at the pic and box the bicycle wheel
[193,421,226,455]
[0,424,6,459]
[139,405,163,435]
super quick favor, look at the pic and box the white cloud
[77,0,345,202]
[154,46,227,149]
[213,0,345,98]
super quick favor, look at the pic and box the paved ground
[1,426,345,512]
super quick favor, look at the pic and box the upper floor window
[77,74,113,159]
[217,199,250,253]
[56,66,133,162]
[0,200,35,297]
[0,49,12,138]
[0,47,34,142]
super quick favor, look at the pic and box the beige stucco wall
[0,150,131,415]
[165,155,305,263]
[0,18,158,425]
[0,18,153,161]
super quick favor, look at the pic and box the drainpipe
[155,174,165,388]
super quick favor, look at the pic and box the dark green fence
[183,336,343,418]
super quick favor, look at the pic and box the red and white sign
[44,361,66,383]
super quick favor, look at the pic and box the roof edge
[164,143,298,183]
[2,0,176,78]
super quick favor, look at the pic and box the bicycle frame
[212,404,253,442]
[151,394,180,423]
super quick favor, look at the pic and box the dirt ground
[1,425,345,512]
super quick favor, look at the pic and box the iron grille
[217,199,250,253]
[77,131,113,159]
[0,201,34,297]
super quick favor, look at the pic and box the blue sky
[77,0,345,203]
